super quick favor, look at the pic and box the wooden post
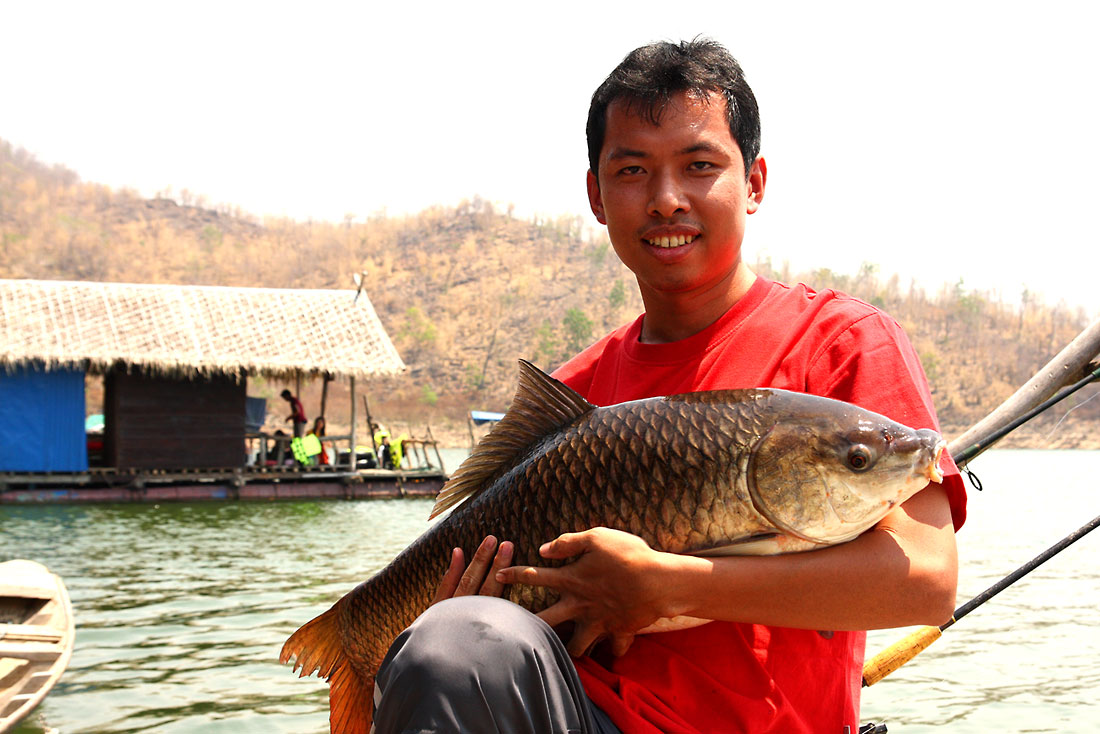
[349,376,357,471]
[362,392,379,461]
[320,372,332,419]
[427,425,445,472]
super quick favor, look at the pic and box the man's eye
[688,161,714,171]
[617,165,643,175]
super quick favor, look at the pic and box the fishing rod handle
[861,625,942,687]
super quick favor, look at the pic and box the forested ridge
[3,139,1097,448]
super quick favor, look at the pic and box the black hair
[281,389,292,399]
[586,38,761,179]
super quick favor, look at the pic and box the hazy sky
[4,1,1099,317]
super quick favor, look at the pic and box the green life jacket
[291,437,309,464]
[302,434,322,457]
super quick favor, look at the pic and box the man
[281,389,307,438]
[373,39,965,734]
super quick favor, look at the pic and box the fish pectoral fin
[637,615,714,635]
[687,533,785,557]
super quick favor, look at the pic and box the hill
[2,138,1097,449]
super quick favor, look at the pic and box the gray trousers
[372,596,621,734]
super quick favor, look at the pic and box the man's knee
[379,596,550,682]
[373,597,593,734]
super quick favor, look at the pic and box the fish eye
[847,445,873,472]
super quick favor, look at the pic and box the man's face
[587,91,765,300]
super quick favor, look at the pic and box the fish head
[746,392,946,547]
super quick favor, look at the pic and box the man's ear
[746,156,767,215]
[586,170,607,225]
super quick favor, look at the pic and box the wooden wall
[104,368,246,469]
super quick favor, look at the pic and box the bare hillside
[3,138,1096,448]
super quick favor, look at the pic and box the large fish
[281,360,945,734]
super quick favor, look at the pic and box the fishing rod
[863,511,1100,687]
[859,320,1100,687]
[951,361,1100,467]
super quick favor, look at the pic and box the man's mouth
[646,234,697,248]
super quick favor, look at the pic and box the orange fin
[328,661,374,734]
[280,603,344,678]
[280,602,376,733]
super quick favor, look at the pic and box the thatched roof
[0,279,406,378]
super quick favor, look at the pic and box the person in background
[281,389,307,438]
[308,416,329,466]
[380,435,394,470]
[373,424,395,469]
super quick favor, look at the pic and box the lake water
[2,449,1097,733]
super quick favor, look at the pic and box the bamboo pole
[949,316,1100,468]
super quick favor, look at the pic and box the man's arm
[496,482,957,657]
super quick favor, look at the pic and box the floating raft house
[0,278,446,503]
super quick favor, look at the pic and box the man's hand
[431,535,514,605]
[496,527,677,657]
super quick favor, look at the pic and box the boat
[467,409,505,448]
[0,560,74,733]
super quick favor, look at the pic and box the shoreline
[941,422,1100,452]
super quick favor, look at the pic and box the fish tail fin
[280,601,376,734]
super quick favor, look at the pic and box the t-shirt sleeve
[550,328,624,399]
[806,310,967,530]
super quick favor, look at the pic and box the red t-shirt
[552,276,966,734]
[289,397,306,423]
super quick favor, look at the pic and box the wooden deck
[0,465,447,504]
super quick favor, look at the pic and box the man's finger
[534,597,581,630]
[454,536,499,596]
[538,531,591,559]
[495,563,564,589]
[566,622,604,658]
[477,540,514,597]
[430,547,466,605]
[609,632,636,657]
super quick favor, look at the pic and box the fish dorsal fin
[429,359,595,519]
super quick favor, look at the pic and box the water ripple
[4,452,1099,733]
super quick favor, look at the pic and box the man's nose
[647,170,690,218]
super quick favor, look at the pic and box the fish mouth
[926,439,946,484]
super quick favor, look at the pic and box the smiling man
[371,39,967,734]
[585,85,762,344]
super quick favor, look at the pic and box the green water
[2,450,1098,733]
[3,499,438,733]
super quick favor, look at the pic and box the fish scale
[281,360,945,734]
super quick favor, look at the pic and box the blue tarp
[0,365,88,472]
[245,396,267,432]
